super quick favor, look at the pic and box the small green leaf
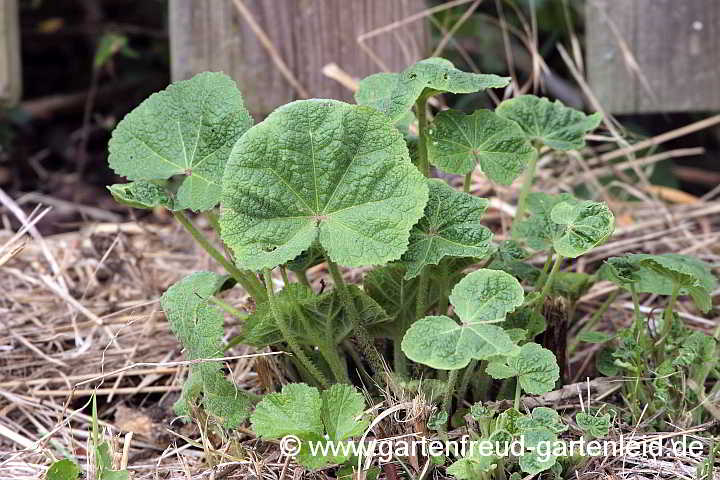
[355,58,509,123]
[517,407,568,434]
[575,411,611,438]
[427,410,449,431]
[598,257,640,286]
[251,383,368,469]
[402,180,493,279]
[628,253,717,312]
[46,459,81,480]
[487,240,541,283]
[161,272,250,428]
[511,192,574,251]
[220,99,428,270]
[469,402,496,420]
[109,72,253,211]
[495,95,602,150]
[578,331,613,343]
[108,180,177,210]
[447,453,497,479]
[487,342,559,395]
[518,428,557,475]
[427,109,536,184]
[550,272,594,301]
[550,200,615,258]
[401,269,522,370]
[673,331,716,367]
[94,32,129,69]
[596,347,621,376]
[503,308,547,339]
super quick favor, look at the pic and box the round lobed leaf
[495,94,602,150]
[550,200,615,258]
[402,180,493,279]
[427,109,536,184]
[220,99,428,271]
[450,269,525,324]
[108,72,253,211]
[486,342,559,395]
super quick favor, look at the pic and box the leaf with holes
[160,272,251,428]
[251,383,368,468]
[427,109,536,184]
[109,72,253,211]
[108,180,178,210]
[402,180,492,279]
[220,99,428,271]
[487,342,559,395]
[495,95,602,150]
[401,269,522,370]
[355,58,509,123]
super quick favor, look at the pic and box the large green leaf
[401,269,522,370]
[355,58,509,123]
[242,284,389,348]
[486,342,559,395]
[161,272,250,428]
[402,180,492,279]
[220,99,428,271]
[427,109,535,184]
[251,383,368,469]
[109,72,253,211]
[495,95,602,150]
[550,200,614,258]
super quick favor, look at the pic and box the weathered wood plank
[170,0,427,117]
[0,0,22,106]
[587,0,720,114]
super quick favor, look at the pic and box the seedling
[106,58,716,477]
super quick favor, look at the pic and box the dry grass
[2,2,720,479]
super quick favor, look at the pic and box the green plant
[106,59,716,477]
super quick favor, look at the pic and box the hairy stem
[394,335,408,378]
[514,378,522,410]
[438,262,450,315]
[443,369,460,415]
[173,211,266,301]
[630,284,643,336]
[463,171,472,193]
[263,269,329,387]
[415,96,431,177]
[208,295,247,320]
[538,253,564,308]
[318,343,350,384]
[416,269,430,319]
[280,266,290,287]
[656,284,680,347]
[327,258,386,377]
[513,146,539,227]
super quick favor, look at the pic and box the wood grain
[170,0,428,117]
[587,0,720,113]
[0,0,22,106]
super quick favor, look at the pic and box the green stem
[463,171,472,193]
[280,266,290,287]
[173,211,266,301]
[630,284,643,336]
[394,334,408,378]
[297,269,311,288]
[538,253,564,308]
[415,96,430,177]
[513,148,539,226]
[263,269,329,387]
[416,268,430,319]
[535,254,554,289]
[458,360,478,402]
[438,262,450,315]
[514,378,522,410]
[327,258,385,377]
[443,369,460,415]
[656,284,680,347]
[318,343,350,384]
[204,210,221,235]
[208,295,247,320]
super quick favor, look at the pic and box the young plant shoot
[106,58,716,478]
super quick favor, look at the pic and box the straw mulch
[1,130,719,479]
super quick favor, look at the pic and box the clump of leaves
[105,58,715,477]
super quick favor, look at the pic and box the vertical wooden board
[0,0,22,106]
[170,0,427,118]
[587,0,720,114]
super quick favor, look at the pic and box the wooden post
[170,0,427,117]
[586,0,720,114]
[0,0,22,106]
